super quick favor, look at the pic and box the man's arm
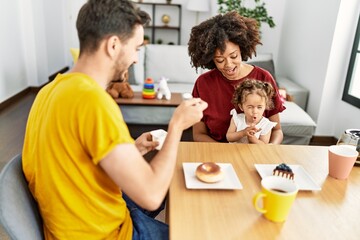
[100,98,207,210]
[100,127,182,211]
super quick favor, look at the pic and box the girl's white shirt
[229,109,277,143]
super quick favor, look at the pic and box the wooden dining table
[168,142,360,240]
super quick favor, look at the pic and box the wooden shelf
[134,2,182,45]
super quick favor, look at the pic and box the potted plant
[218,0,275,29]
[144,35,150,45]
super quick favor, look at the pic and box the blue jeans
[123,193,168,240]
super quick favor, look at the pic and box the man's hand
[170,98,208,131]
[135,132,159,155]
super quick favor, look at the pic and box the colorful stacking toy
[142,77,156,99]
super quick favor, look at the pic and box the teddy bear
[107,81,134,99]
[106,70,134,99]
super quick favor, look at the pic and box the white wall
[0,1,28,102]
[1,0,359,138]
[277,0,341,119]
[316,0,360,138]
[256,0,286,62]
[276,0,360,137]
[42,0,67,76]
[0,0,67,103]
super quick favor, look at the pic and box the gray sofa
[123,44,316,145]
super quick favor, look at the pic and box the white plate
[254,164,321,191]
[182,162,242,190]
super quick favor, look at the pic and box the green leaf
[217,0,276,29]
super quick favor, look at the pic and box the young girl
[226,79,277,144]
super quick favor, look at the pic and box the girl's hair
[188,11,261,71]
[232,79,275,110]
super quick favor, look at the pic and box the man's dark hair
[76,0,150,54]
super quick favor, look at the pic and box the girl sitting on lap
[226,78,277,144]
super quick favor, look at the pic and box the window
[343,15,360,109]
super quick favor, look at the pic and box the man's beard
[112,70,127,83]
[112,58,128,83]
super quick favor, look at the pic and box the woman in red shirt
[189,11,285,143]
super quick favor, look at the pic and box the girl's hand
[245,124,260,136]
[245,124,261,143]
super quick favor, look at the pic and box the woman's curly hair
[188,11,261,71]
[232,78,275,110]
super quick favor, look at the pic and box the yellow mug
[253,176,298,222]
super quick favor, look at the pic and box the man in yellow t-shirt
[22,0,207,239]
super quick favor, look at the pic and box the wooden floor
[0,91,36,169]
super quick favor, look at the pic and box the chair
[0,154,44,239]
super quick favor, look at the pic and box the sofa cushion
[145,44,201,84]
[250,60,276,80]
[128,46,145,85]
[277,77,309,110]
[247,53,277,82]
[280,101,316,137]
[247,53,273,62]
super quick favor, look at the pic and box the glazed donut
[195,162,224,183]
